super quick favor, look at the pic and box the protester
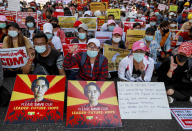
[0,15,7,43]
[43,23,63,52]
[118,41,154,82]
[157,42,192,103]
[22,31,65,75]
[71,23,89,44]
[50,17,66,43]
[63,38,108,80]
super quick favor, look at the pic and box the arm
[56,54,65,75]
[118,58,129,81]
[143,58,154,82]
[22,48,35,74]
[98,58,108,80]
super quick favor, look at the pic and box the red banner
[0,10,16,22]
[17,12,38,28]
[5,75,66,124]
[124,22,144,32]
[66,81,122,128]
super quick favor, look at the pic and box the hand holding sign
[69,44,78,54]
[28,48,35,63]
[170,56,177,71]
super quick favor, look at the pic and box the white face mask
[54,31,57,36]
[189,19,192,23]
[112,37,121,43]
[170,24,177,27]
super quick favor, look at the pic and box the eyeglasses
[87,46,98,51]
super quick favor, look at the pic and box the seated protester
[155,21,172,61]
[157,42,192,103]
[100,14,116,31]
[133,23,142,30]
[178,27,192,42]
[43,23,63,52]
[73,20,82,37]
[71,23,89,44]
[105,20,117,32]
[83,10,92,17]
[0,15,7,43]
[2,22,32,76]
[104,27,126,49]
[22,31,65,75]
[118,41,154,82]
[139,27,161,67]
[63,38,108,80]
[27,7,35,12]
[50,17,66,43]
[22,16,37,43]
[145,16,157,30]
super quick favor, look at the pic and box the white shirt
[118,55,154,82]
[51,36,63,52]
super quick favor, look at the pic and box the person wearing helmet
[0,15,7,43]
[181,13,192,31]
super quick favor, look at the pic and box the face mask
[35,45,46,54]
[112,37,121,43]
[155,12,159,16]
[0,23,6,28]
[8,31,18,37]
[164,15,167,17]
[130,18,135,22]
[52,23,58,28]
[170,24,177,28]
[177,54,188,62]
[133,53,145,63]
[108,26,115,31]
[54,31,57,36]
[121,17,127,21]
[87,50,98,58]
[189,19,192,23]
[138,14,142,18]
[150,22,156,26]
[163,29,169,34]
[27,22,34,28]
[78,33,86,39]
[145,35,153,41]
[46,34,53,39]
[169,16,172,19]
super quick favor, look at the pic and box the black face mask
[177,54,188,63]
[52,23,58,28]
[163,29,169,34]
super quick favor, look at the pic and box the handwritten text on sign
[117,82,172,119]
[0,47,28,68]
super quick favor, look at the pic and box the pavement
[0,77,192,131]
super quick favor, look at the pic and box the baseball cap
[178,42,192,57]
[87,38,100,47]
[113,27,123,36]
[78,23,88,31]
[132,41,147,51]
[43,23,53,34]
[107,20,116,25]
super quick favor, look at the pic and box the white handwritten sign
[117,82,172,119]
[0,47,28,68]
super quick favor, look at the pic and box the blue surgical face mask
[133,53,145,63]
[35,45,46,54]
[78,33,86,40]
[150,22,156,26]
[0,23,6,28]
[130,18,135,22]
[108,26,115,31]
[27,22,34,28]
[46,33,53,39]
[145,35,154,42]
[8,31,18,37]
[87,50,98,58]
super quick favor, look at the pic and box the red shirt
[179,32,192,41]
[63,52,108,81]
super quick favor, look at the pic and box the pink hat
[107,20,116,25]
[178,42,192,57]
[0,15,7,22]
[132,41,147,51]
[113,27,123,36]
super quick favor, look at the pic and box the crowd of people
[0,0,192,106]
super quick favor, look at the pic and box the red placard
[0,10,16,22]
[38,18,48,31]
[124,22,144,32]
[63,44,87,69]
[66,81,122,128]
[4,74,66,124]
[17,12,38,28]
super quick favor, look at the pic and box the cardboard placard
[107,9,121,20]
[38,18,48,31]
[171,108,192,130]
[0,10,17,22]
[17,12,38,28]
[126,30,145,49]
[117,82,172,119]
[90,2,108,12]
[103,44,130,72]
[7,0,20,11]
[79,17,97,31]
[158,4,166,11]
[66,81,122,128]
[0,47,28,68]
[169,5,178,12]
[97,16,106,30]
[5,75,66,124]
[58,16,77,29]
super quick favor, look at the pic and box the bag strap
[81,52,87,67]
[99,54,105,71]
